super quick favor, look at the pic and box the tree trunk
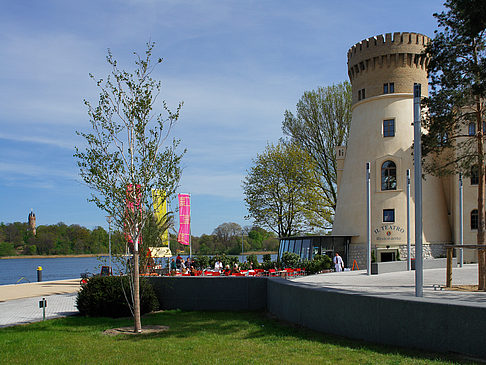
[133,246,142,332]
[477,96,486,291]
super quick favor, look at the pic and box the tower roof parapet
[347,32,430,104]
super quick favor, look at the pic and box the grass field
[0,311,472,364]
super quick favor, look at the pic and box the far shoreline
[0,254,104,260]
[1,251,278,260]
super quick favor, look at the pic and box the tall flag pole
[413,83,423,297]
[366,162,371,275]
[177,194,191,255]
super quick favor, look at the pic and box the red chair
[231,273,245,276]
[285,268,294,277]
[268,269,277,277]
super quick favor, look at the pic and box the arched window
[471,209,478,230]
[469,122,476,136]
[381,161,397,191]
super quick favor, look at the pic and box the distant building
[28,210,36,236]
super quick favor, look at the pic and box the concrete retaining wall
[266,279,486,359]
[147,276,267,311]
[147,276,485,359]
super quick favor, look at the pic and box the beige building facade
[332,32,478,267]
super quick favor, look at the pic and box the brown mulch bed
[445,285,482,292]
[103,325,169,336]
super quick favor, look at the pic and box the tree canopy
[243,142,324,237]
[282,82,352,226]
[422,0,486,289]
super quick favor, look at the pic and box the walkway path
[292,264,486,306]
[0,279,81,327]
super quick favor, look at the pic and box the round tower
[28,209,36,236]
[332,32,451,266]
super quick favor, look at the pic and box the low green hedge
[76,275,159,317]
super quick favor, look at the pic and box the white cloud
[179,172,244,199]
[0,132,75,150]
[0,162,77,180]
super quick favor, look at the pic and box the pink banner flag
[177,193,191,245]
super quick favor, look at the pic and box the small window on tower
[383,119,395,137]
[469,122,476,136]
[471,166,479,185]
[471,209,478,230]
[383,209,395,223]
[362,88,365,99]
[389,83,394,93]
[383,83,388,94]
[358,90,361,100]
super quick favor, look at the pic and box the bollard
[39,297,47,320]
[37,266,43,282]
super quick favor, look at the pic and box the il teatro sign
[373,225,405,241]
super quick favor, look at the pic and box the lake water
[0,254,277,285]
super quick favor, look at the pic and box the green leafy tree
[282,82,352,227]
[0,242,16,256]
[75,43,184,332]
[243,142,322,237]
[421,0,486,289]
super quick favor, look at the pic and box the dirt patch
[103,325,169,336]
[445,285,482,292]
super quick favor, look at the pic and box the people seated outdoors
[176,254,183,270]
[185,258,191,269]
[214,260,223,272]
[170,258,177,274]
[231,263,240,275]
[223,265,231,276]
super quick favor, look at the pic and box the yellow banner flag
[152,189,169,247]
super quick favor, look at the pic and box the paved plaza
[0,293,78,327]
[292,264,486,306]
[0,279,81,328]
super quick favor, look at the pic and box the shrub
[302,254,333,274]
[193,255,210,269]
[245,254,260,268]
[76,276,159,317]
[281,252,300,268]
[262,253,271,263]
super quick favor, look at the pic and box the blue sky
[0,0,444,236]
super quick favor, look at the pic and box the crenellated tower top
[347,32,430,105]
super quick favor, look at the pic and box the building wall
[333,32,454,264]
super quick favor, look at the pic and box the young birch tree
[421,0,486,289]
[75,43,184,331]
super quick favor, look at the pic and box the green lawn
[0,311,471,364]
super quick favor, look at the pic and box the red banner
[177,193,191,245]
[125,184,142,250]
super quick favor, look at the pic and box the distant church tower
[332,32,451,266]
[28,209,36,236]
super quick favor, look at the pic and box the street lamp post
[106,215,113,273]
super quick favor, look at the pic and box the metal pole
[106,216,113,273]
[413,83,423,297]
[459,173,464,267]
[407,169,411,271]
[242,230,244,256]
[366,162,371,275]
